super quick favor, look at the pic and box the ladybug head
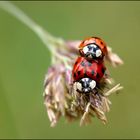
[79,43,103,60]
[79,37,108,60]
[76,78,96,93]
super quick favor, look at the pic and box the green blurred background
[0,1,140,139]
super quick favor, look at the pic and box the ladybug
[72,56,106,93]
[79,37,108,60]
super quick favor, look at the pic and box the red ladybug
[79,37,108,60]
[72,56,106,93]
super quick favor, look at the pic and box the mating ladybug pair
[72,37,108,93]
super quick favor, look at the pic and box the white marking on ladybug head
[84,88,88,92]
[85,78,89,82]
[76,82,82,91]
[92,44,98,48]
[83,46,88,54]
[89,44,95,47]
[96,49,102,57]
[90,80,96,89]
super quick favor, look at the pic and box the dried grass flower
[43,40,123,127]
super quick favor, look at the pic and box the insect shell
[72,56,106,93]
[79,37,108,60]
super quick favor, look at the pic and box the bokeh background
[0,1,140,139]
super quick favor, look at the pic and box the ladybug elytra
[72,56,106,93]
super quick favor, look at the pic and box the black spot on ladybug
[102,68,105,74]
[91,70,94,75]
[74,73,76,78]
[100,41,103,45]
[88,61,92,66]
[77,71,81,75]
[75,61,78,65]
[96,73,100,79]
[75,62,79,67]
[81,61,85,66]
